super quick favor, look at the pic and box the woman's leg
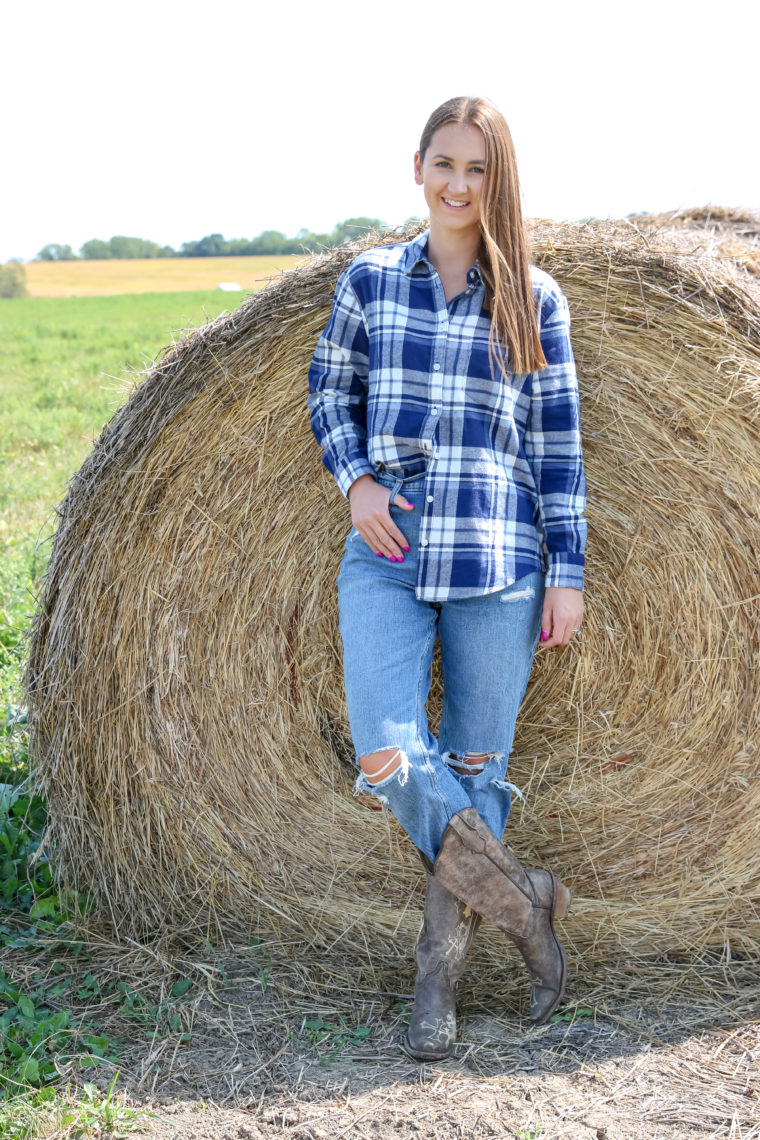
[437,571,545,841]
[337,506,472,863]
[339,540,480,1061]
[430,573,571,1027]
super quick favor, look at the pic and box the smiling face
[414,121,486,239]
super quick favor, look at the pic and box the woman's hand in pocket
[348,475,414,560]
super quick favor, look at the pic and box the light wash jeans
[338,471,545,863]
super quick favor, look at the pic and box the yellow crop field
[25,255,306,297]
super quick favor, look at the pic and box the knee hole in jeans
[359,747,407,785]
[447,750,494,776]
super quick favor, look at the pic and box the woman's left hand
[539,587,584,649]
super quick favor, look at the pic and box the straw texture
[628,206,760,299]
[25,218,760,969]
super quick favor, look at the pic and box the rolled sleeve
[308,269,375,497]
[524,287,587,590]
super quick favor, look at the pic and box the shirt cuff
[335,455,376,498]
[545,554,585,591]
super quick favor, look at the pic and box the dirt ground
[103,949,759,1140]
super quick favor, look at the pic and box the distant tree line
[35,218,391,261]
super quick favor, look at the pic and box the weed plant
[0,1075,149,1139]
[297,1015,373,1065]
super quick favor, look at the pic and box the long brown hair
[418,96,546,376]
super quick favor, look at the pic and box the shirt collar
[399,231,432,275]
[400,230,483,286]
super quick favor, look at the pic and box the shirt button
[431,407,439,416]
[421,539,429,547]
[433,363,441,371]
[426,495,434,503]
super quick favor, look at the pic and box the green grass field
[0,287,251,1125]
[0,289,247,712]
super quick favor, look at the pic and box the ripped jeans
[338,472,545,863]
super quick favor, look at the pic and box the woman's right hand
[348,475,414,561]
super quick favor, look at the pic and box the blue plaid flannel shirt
[308,231,586,602]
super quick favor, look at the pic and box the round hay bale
[628,206,760,299]
[26,219,760,972]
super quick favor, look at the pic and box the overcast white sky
[3,0,758,263]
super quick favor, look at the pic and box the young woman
[308,96,586,1061]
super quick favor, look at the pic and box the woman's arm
[523,282,587,647]
[308,265,413,557]
[308,268,376,496]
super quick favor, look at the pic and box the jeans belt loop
[388,476,404,506]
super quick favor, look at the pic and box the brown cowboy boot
[433,808,571,1024]
[403,872,481,1061]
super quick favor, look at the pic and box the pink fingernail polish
[397,556,404,563]
[389,555,397,562]
[540,631,549,641]
[403,545,410,552]
[376,552,384,558]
